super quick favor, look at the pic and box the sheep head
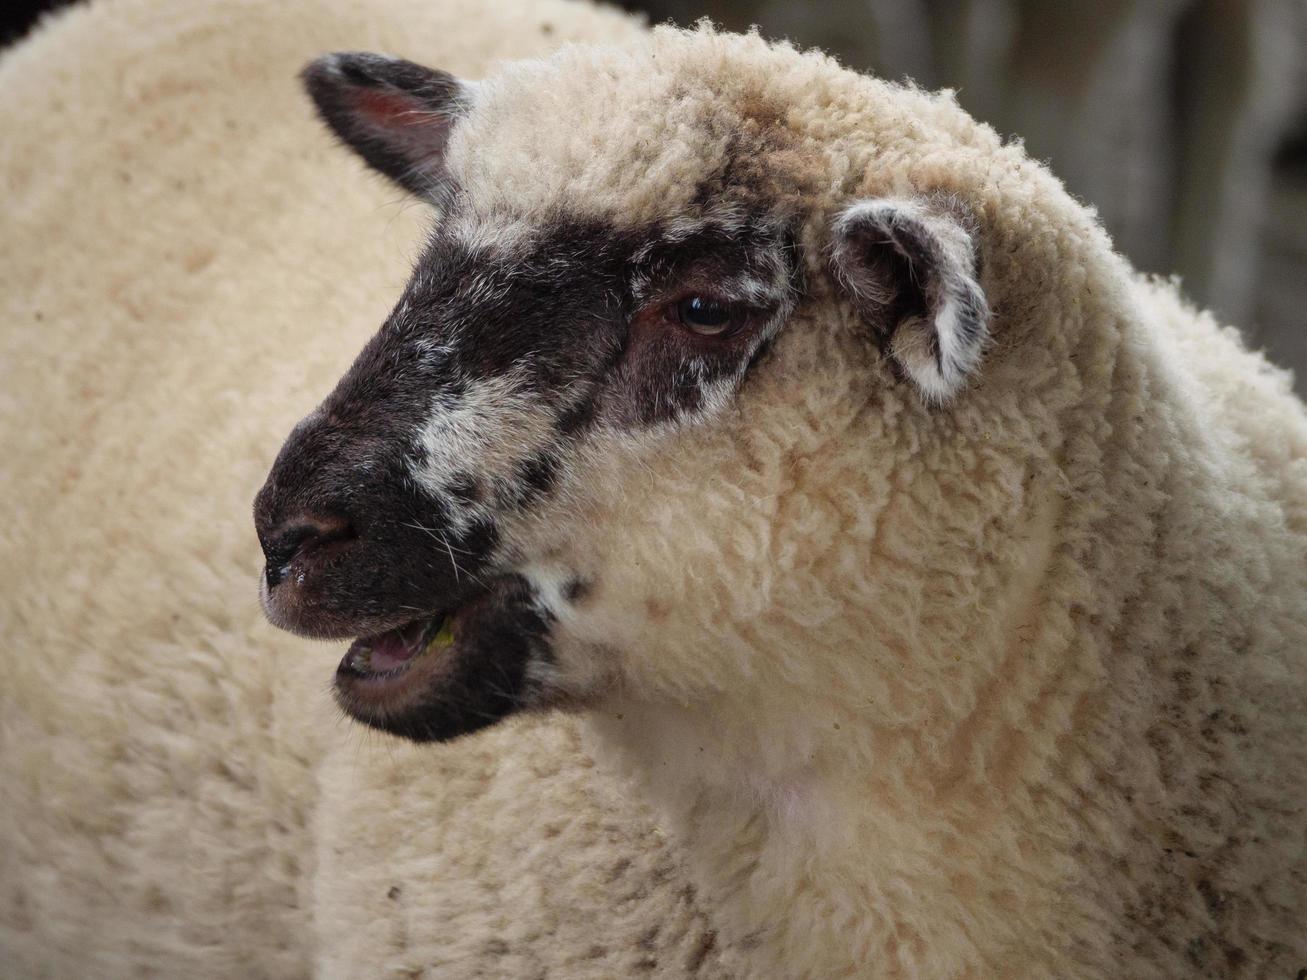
[254,30,1005,743]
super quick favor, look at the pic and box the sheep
[253,24,1307,980]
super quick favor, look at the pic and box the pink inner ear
[351,88,430,129]
[347,87,452,171]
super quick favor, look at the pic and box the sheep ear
[830,199,989,402]
[301,52,474,200]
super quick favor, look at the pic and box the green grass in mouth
[426,617,456,653]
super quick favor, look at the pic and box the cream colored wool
[444,31,1307,977]
[0,2,725,978]
[2,3,1305,980]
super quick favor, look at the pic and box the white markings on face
[408,371,558,535]
[456,270,512,316]
[399,211,799,539]
[518,560,577,622]
[516,559,614,704]
[698,371,744,419]
[445,210,538,259]
[660,207,749,246]
[622,219,798,429]
[410,334,456,363]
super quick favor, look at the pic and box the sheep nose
[259,512,357,588]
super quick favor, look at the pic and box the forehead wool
[445,25,1002,226]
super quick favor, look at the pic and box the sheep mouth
[333,606,469,724]
[332,573,546,742]
[339,613,455,680]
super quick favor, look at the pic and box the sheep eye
[675,296,734,336]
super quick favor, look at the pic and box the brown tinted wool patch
[685,91,827,218]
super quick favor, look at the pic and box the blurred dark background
[6,0,1304,388]
[1,0,72,45]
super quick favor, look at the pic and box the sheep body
[425,29,1307,976]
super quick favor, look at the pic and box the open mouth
[328,573,549,742]
[332,608,467,723]
[340,613,457,678]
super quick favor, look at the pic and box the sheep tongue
[366,630,418,672]
[354,618,433,673]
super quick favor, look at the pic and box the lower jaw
[325,572,550,742]
[341,613,455,676]
[332,609,458,703]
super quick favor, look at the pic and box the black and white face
[254,50,987,742]
[255,211,797,739]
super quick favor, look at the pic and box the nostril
[262,513,357,588]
